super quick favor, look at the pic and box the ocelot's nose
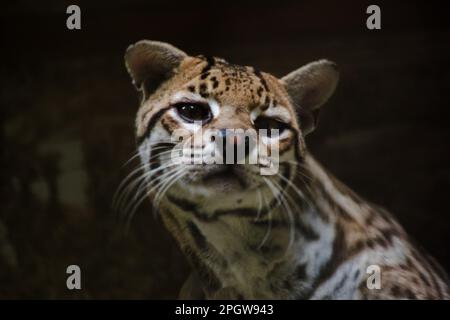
[216,129,256,164]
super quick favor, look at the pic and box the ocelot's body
[123,40,449,299]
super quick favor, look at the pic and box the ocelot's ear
[282,60,339,135]
[125,40,187,98]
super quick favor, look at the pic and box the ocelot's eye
[254,116,288,137]
[175,103,212,123]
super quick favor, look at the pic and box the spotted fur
[123,40,449,299]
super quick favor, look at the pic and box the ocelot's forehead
[136,55,299,138]
[180,56,290,109]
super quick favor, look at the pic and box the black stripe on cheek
[136,106,172,145]
[187,221,208,252]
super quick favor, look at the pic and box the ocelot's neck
[165,153,370,299]
[250,153,376,299]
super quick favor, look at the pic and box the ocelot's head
[124,41,338,211]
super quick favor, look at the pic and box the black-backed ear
[125,40,187,99]
[282,60,339,135]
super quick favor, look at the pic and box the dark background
[1,0,449,298]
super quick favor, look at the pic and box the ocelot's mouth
[201,165,248,189]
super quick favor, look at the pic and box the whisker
[283,160,314,183]
[121,151,140,169]
[258,178,277,250]
[264,177,295,255]
[120,160,182,217]
[254,189,263,221]
[120,139,176,169]
[123,166,183,231]
[153,169,187,210]
[275,166,314,210]
[120,162,177,216]
[113,149,179,214]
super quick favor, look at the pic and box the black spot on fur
[366,239,375,249]
[257,86,264,97]
[199,83,208,98]
[296,264,307,280]
[201,56,215,74]
[334,274,348,292]
[375,236,389,248]
[283,278,293,291]
[211,77,219,89]
[391,286,401,296]
[404,289,416,299]
[200,71,210,80]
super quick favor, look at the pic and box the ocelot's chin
[200,175,247,193]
